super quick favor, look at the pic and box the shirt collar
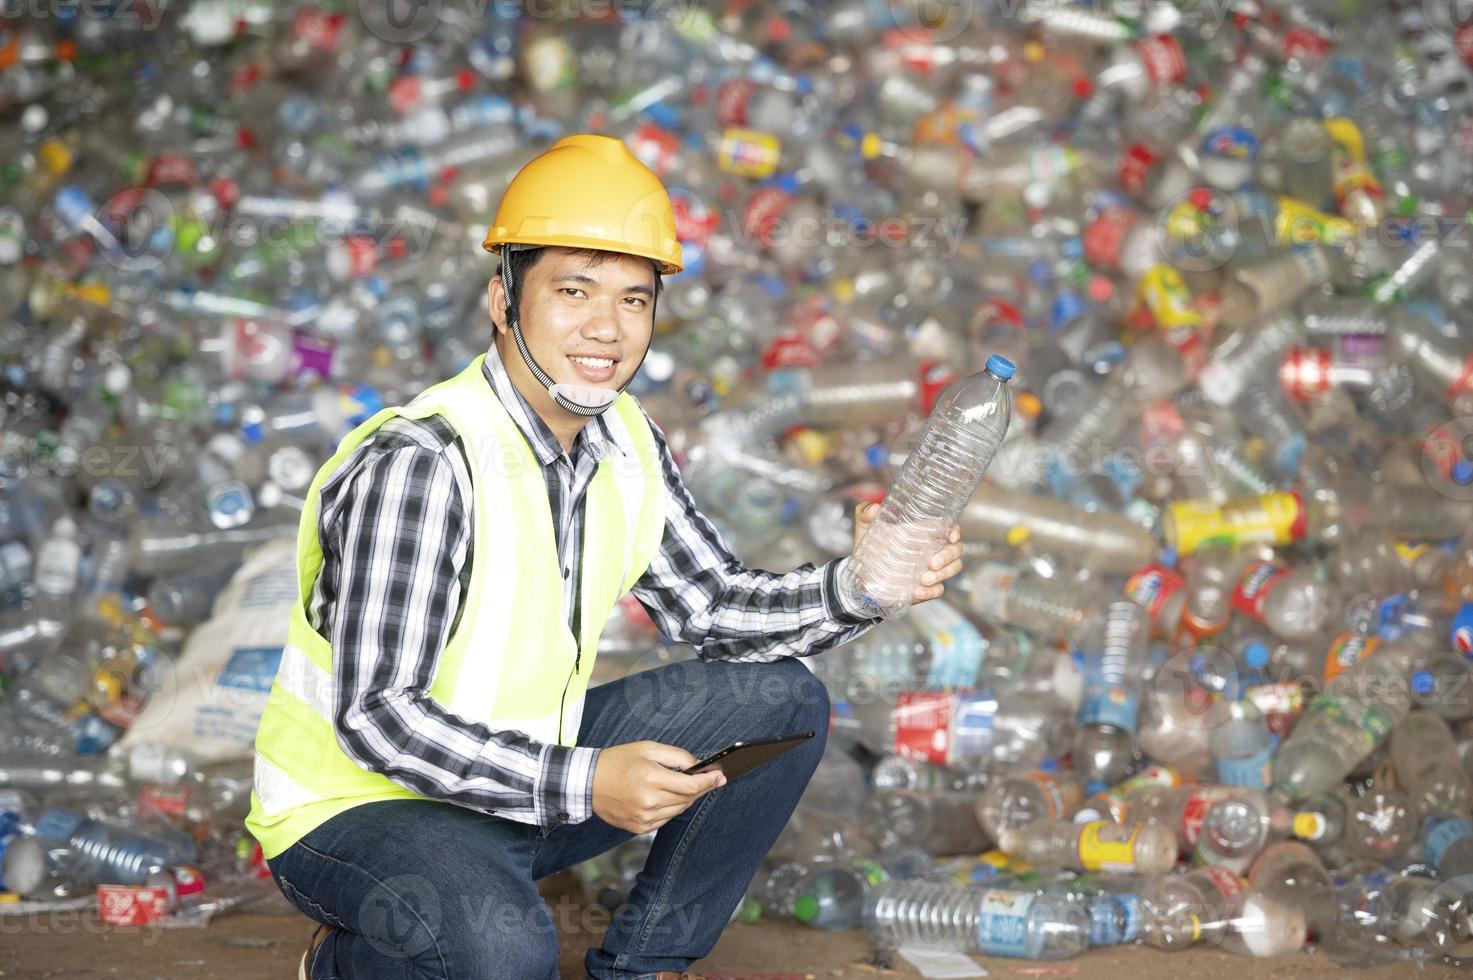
[482,342,615,466]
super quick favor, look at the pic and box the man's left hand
[852,502,965,605]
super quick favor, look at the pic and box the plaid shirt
[306,343,878,828]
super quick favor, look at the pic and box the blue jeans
[266,656,829,980]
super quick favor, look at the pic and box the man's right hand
[591,741,726,835]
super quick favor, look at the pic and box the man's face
[490,247,656,419]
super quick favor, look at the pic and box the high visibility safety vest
[246,355,666,860]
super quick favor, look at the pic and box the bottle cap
[985,354,1016,380]
[1412,671,1435,697]
[1244,642,1270,670]
[1293,812,1326,840]
[792,895,819,922]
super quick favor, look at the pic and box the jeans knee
[441,912,558,980]
[769,658,831,734]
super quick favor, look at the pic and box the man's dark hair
[501,247,664,327]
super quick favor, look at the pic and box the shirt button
[558,810,570,823]
[562,566,570,580]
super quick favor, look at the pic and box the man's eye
[561,288,584,298]
[624,296,647,308]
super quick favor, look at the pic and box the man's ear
[487,274,507,338]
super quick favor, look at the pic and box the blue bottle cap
[1412,671,1436,697]
[1453,459,1473,486]
[1244,641,1270,671]
[985,354,1016,380]
[1160,547,1179,569]
[865,443,888,468]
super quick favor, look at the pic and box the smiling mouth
[568,354,618,382]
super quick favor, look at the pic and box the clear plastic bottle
[1335,868,1472,956]
[841,356,1014,618]
[1074,766,1184,825]
[1389,713,1473,820]
[1247,841,1336,941]
[1095,35,1188,103]
[1211,693,1275,791]
[975,768,1083,841]
[1388,303,1473,405]
[1231,558,1341,641]
[791,847,931,930]
[1221,888,1309,957]
[1139,865,1246,950]
[959,484,1157,574]
[864,879,1091,959]
[999,819,1177,876]
[1197,312,1304,407]
[32,515,81,609]
[1219,246,1338,327]
[861,790,990,857]
[1194,790,1325,874]
[1271,641,1418,801]
[848,687,1072,774]
[1279,336,1386,404]
[144,560,240,627]
[0,751,128,792]
[1301,785,1415,863]
[22,806,197,886]
[1072,602,1150,788]
[746,857,812,920]
[961,562,1107,648]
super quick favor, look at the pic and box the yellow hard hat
[482,134,683,274]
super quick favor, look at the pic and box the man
[246,135,965,980]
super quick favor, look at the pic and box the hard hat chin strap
[501,248,657,418]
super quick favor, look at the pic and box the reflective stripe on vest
[246,355,665,859]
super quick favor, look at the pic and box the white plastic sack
[120,535,298,763]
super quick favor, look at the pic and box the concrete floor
[0,879,1466,979]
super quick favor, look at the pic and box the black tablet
[683,731,817,781]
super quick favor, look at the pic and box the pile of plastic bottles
[4,0,1473,960]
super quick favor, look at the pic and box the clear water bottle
[961,562,1108,648]
[1073,601,1150,788]
[861,790,990,857]
[1302,785,1415,863]
[1211,695,1274,790]
[960,484,1157,575]
[1139,865,1246,950]
[1390,713,1473,821]
[1271,640,1418,801]
[864,879,1091,959]
[25,806,197,886]
[1194,790,1325,874]
[998,819,1178,876]
[791,847,930,931]
[1247,841,1336,941]
[975,768,1083,841]
[840,356,1014,618]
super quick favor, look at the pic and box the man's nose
[583,310,620,342]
